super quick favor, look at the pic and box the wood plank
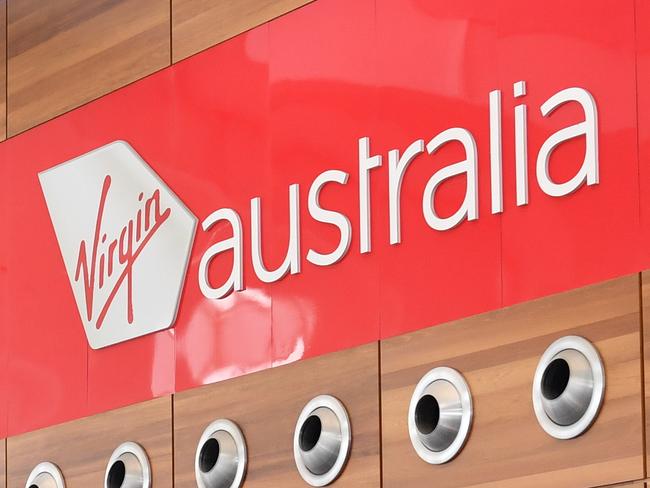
[641,270,650,476]
[381,274,644,488]
[172,0,313,62]
[0,439,5,488]
[7,397,172,487]
[7,0,170,136]
[600,483,645,487]
[174,342,381,487]
[602,483,645,487]
[0,1,6,141]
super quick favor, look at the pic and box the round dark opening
[415,394,440,435]
[199,438,220,473]
[29,485,38,488]
[542,358,571,400]
[107,460,126,488]
[299,415,322,452]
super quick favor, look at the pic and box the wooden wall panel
[7,0,170,136]
[6,397,172,488]
[642,270,650,474]
[1,439,5,488]
[0,0,6,141]
[174,343,380,487]
[172,0,313,62]
[382,275,644,488]
[603,483,645,487]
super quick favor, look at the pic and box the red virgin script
[74,175,171,329]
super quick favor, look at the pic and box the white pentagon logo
[39,141,197,349]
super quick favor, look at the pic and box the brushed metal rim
[408,367,473,464]
[25,462,65,488]
[532,335,605,439]
[104,441,151,488]
[293,395,352,487]
[194,419,247,488]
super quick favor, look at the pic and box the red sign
[0,0,644,436]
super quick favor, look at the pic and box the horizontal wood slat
[6,397,172,487]
[7,0,170,136]
[602,483,646,487]
[381,274,644,488]
[172,0,313,62]
[174,342,381,487]
[602,483,645,487]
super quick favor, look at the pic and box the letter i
[136,192,143,241]
[489,89,503,214]
[514,81,528,206]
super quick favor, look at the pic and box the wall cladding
[174,343,381,488]
[381,275,644,488]
[0,276,649,487]
[6,397,172,488]
[642,270,650,471]
[0,1,6,141]
[1,0,320,137]
[171,0,313,62]
[0,439,5,488]
[6,0,170,136]
[0,1,649,487]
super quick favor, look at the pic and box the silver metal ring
[25,462,65,488]
[408,367,473,464]
[533,335,605,440]
[293,395,352,486]
[195,419,247,488]
[104,441,151,488]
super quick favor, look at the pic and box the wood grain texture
[1,439,5,488]
[602,483,645,487]
[7,0,170,136]
[642,270,650,475]
[6,397,172,488]
[172,0,313,62]
[382,274,644,488]
[0,1,6,141]
[601,483,645,487]
[174,343,380,487]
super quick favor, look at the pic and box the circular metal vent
[293,395,352,486]
[408,367,473,464]
[533,335,605,439]
[25,462,65,488]
[104,442,151,488]
[195,419,247,488]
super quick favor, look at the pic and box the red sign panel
[0,0,645,436]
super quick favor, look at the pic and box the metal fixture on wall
[408,367,473,464]
[104,442,151,488]
[195,419,247,488]
[25,462,66,488]
[532,335,605,439]
[293,395,352,486]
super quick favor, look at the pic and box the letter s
[307,170,352,267]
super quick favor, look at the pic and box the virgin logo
[75,175,171,330]
[39,141,197,349]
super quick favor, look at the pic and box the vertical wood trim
[642,271,650,476]
[0,0,6,141]
[1,439,5,488]
[641,272,648,479]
